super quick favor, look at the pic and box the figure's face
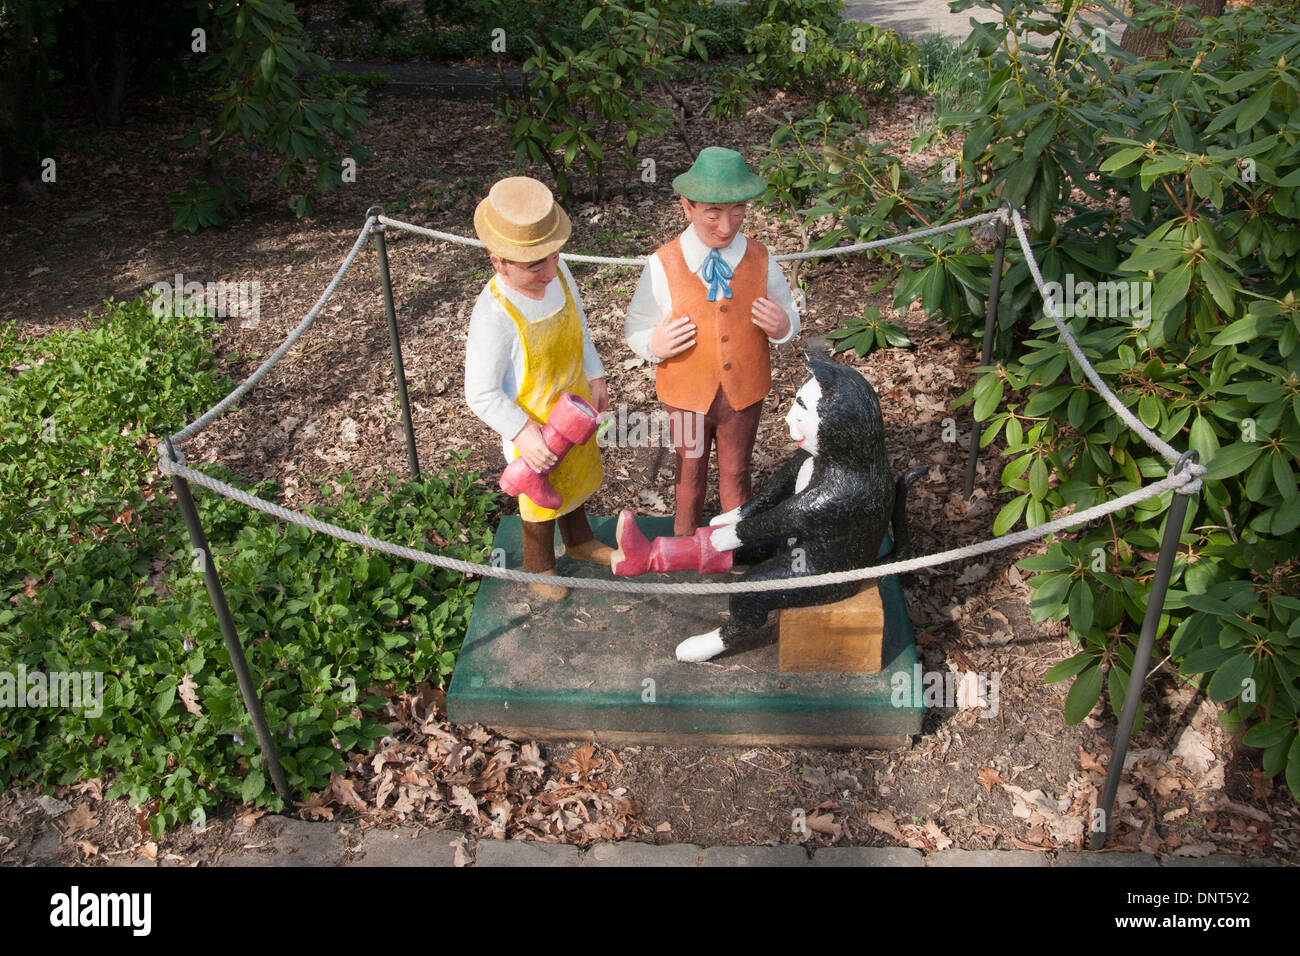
[491,251,560,299]
[786,376,822,456]
[680,198,747,249]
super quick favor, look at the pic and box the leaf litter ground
[1,69,1296,865]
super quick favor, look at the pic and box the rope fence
[159,205,1205,595]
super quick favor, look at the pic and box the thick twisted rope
[157,204,1204,596]
[1009,210,1205,494]
[156,449,1197,594]
[168,217,377,446]
[374,210,1008,266]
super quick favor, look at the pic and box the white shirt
[464,259,605,454]
[624,227,801,363]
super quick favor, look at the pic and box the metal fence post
[964,205,1011,499]
[165,438,292,801]
[367,206,421,479]
[1089,451,1198,850]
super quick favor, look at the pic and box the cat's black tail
[887,466,928,562]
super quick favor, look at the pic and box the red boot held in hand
[499,393,600,510]
[611,509,733,576]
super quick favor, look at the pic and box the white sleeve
[766,257,800,345]
[464,288,530,442]
[624,254,671,364]
[561,260,605,382]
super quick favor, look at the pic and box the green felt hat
[672,147,768,203]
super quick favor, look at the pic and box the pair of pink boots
[611,510,733,577]
[499,393,599,510]
[497,392,731,577]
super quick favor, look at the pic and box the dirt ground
[2,52,1296,866]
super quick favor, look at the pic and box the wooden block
[778,583,884,674]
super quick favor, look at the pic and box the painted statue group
[465,148,901,663]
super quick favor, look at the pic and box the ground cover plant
[0,298,496,835]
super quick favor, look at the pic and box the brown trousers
[666,387,763,536]
[521,505,595,573]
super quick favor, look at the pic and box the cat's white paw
[676,629,725,662]
[710,524,741,552]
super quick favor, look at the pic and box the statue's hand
[751,296,790,339]
[710,523,741,552]
[512,420,557,473]
[650,315,696,359]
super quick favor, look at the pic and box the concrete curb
[198,820,1281,867]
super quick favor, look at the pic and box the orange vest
[655,236,772,415]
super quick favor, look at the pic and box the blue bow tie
[700,247,733,302]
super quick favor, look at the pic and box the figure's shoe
[676,628,726,662]
[611,510,652,576]
[528,569,569,602]
[567,539,613,567]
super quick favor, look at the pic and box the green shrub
[712,0,922,121]
[920,0,1300,796]
[1,298,499,834]
[171,0,371,229]
[493,0,714,200]
[763,0,1300,799]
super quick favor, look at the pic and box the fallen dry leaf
[518,741,545,777]
[139,841,158,861]
[64,804,98,834]
[865,811,904,842]
[557,742,604,781]
[1172,726,1215,775]
[178,674,203,717]
[806,813,842,840]
[238,808,266,828]
[977,766,1004,793]
[922,820,952,851]
[1078,746,1106,775]
[955,563,989,586]
[450,785,480,821]
[328,773,367,812]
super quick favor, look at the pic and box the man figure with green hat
[624,146,800,535]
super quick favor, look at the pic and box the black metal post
[368,206,421,480]
[165,438,292,801]
[1089,451,1198,850]
[964,207,1010,499]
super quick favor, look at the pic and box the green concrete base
[446,516,924,744]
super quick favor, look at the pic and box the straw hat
[672,147,768,204]
[474,176,572,261]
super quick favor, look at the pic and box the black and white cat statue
[611,352,922,663]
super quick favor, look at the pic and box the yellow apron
[490,273,603,522]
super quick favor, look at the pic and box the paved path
[845,0,998,39]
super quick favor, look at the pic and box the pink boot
[499,393,599,509]
[611,510,734,576]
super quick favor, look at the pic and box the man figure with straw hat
[465,176,612,601]
[624,147,800,536]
